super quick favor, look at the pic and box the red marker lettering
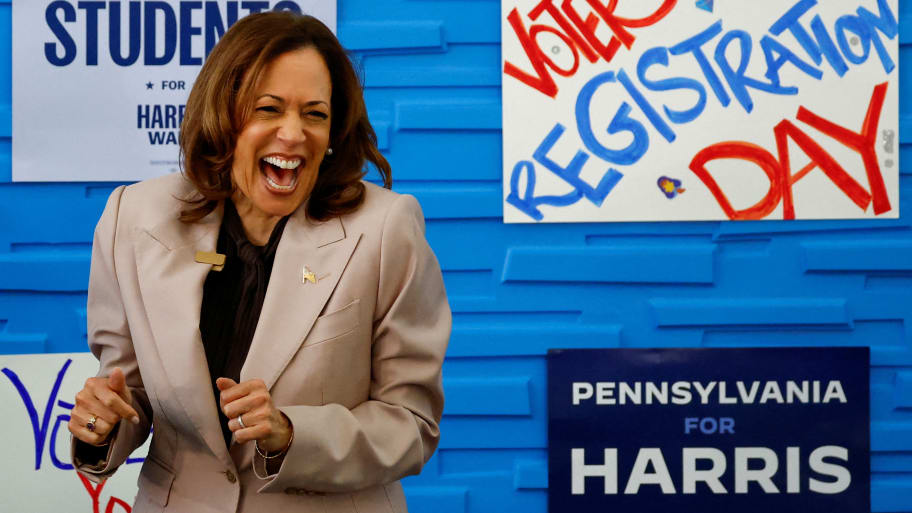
[688,83,891,220]
[504,7,559,98]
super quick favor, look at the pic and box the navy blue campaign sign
[548,347,869,513]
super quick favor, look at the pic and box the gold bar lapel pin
[195,251,226,272]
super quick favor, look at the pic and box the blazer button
[225,470,237,483]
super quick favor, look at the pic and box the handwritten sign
[0,353,148,512]
[501,0,899,222]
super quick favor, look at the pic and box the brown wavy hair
[179,12,391,222]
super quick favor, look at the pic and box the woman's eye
[256,106,279,113]
[308,111,329,120]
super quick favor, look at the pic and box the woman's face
[230,47,332,220]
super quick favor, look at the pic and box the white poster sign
[13,1,337,182]
[502,0,899,222]
[1,353,149,512]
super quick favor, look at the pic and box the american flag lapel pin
[302,265,317,284]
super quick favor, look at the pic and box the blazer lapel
[241,209,361,390]
[133,204,234,468]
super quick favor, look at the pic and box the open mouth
[260,155,302,192]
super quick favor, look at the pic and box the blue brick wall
[2,1,912,511]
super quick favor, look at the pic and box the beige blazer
[72,173,451,513]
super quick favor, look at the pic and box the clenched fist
[69,367,139,446]
[217,377,292,452]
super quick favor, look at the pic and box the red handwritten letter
[78,473,107,513]
[584,0,678,48]
[503,8,559,98]
[560,0,623,62]
[689,142,784,220]
[796,82,891,215]
[105,497,132,513]
[774,120,872,219]
[529,0,599,63]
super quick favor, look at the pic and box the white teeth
[265,173,298,191]
[263,156,301,169]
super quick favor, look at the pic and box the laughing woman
[69,12,451,513]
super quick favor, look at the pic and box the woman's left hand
[216,377,292,452]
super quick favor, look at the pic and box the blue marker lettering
[769,0,821,62]
[50,399,75,470]
[2,360,73,470]
[533,124,622,206]
[669,21,730,108]
[759,35,823,86]
[714,30,797,113]
[617,68,676,143]
[575,71,649,166]
[637,46,707,125]
[856,0,898,74]
[768,2,848,77]
[506,159,584,221]
[806,15,848,76]
[834,15,871,65]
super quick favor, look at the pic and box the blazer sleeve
[257,194,451,493]
[71,185,154,482]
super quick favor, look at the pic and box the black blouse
[199,200,289,447]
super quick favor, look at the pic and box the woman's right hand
[68,367,140,446]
